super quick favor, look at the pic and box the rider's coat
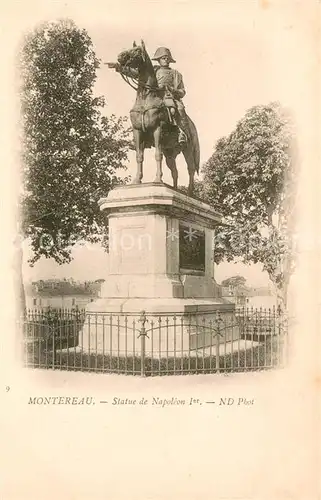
[154,66,186,101]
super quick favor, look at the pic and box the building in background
[25,279,105,309]
[220,283,276,308]
[247,286,277,309]
[220,285,250,307]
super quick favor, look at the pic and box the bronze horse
[110,41,200,195]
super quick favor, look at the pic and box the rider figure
[109,46,189,145]
[151,47,189,145]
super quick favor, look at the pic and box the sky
[21,1,307,287]
[23,241,272,287]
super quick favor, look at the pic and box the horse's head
[117,40,148,70]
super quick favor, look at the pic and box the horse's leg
[132,128,144,184]
[182,147,195,196]
[165,154,178,190]
[153,126,163,183]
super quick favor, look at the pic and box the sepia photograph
[0,0,319,499]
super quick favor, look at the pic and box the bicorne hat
[152,47,176,63]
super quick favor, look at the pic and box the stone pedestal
[79,183,237,355]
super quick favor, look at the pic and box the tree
[178,180,204,200]
[19,19,130,315]
[202,102,297,307]
[221,276,246,288]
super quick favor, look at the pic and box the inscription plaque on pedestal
[179,223,205,273]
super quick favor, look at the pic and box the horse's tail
[186,115,200,174]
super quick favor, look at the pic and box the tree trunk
[276,283,287,311]
[269,271,288,312]
[15,235,26,320]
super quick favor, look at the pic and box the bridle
[119,52,160,94]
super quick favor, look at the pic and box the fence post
[215,312,221,373]
[277,304,286,366]
[51,321,56,370]
[138,311,148,377]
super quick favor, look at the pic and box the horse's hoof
[153,178,163,184]
[132,178,142,185]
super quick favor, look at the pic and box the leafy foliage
[202,103,297,304]
[177,180,204,200]
[20,19,131,265]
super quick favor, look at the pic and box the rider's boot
[178,128,188,145]
[176,111,189,145]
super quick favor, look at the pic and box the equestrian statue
[106,41,200,195]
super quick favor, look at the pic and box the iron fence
[23,306,288,376]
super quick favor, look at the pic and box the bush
[24,308,86,350]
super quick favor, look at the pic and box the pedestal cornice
[99,182,222,228]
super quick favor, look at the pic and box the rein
[120,72,160,93]
[120,72,139,91]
